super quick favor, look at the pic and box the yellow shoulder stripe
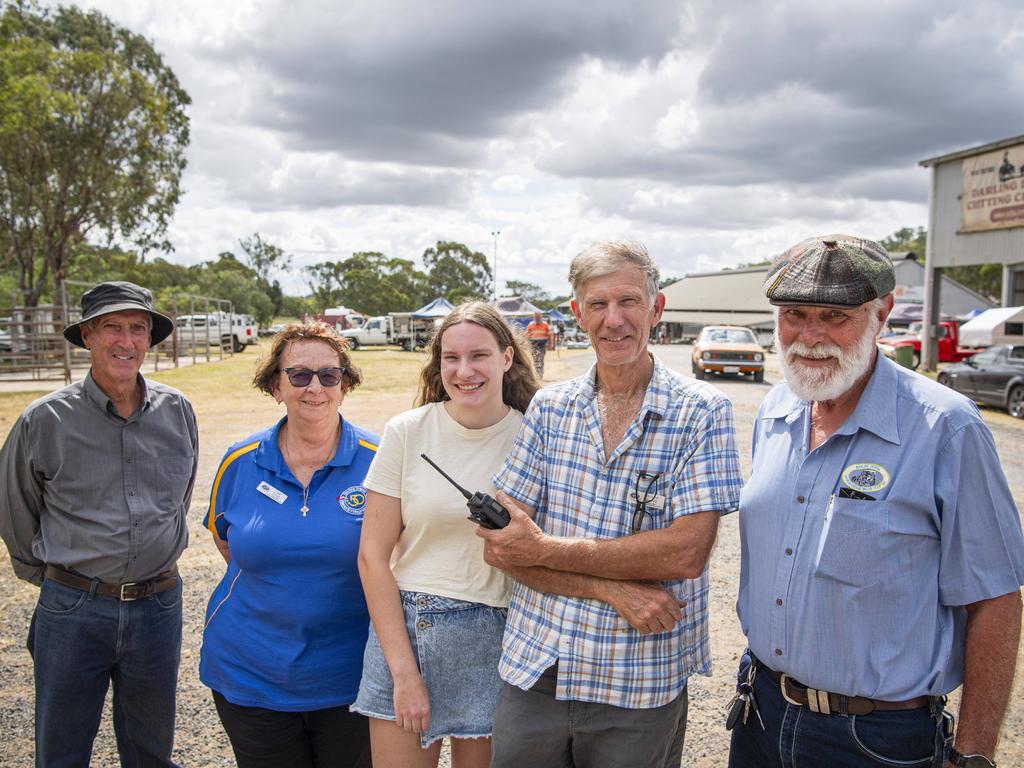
[206,441,260,536]
[358,439,379,452]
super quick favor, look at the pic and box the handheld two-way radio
[420,453,510,529]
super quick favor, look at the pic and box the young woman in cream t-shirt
[354,302,540,768]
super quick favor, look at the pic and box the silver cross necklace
[282,424,339,516]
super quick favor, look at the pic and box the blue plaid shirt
[494,357,743,708]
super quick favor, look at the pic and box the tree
[186,252,273,325]
[879,227,928,256]
[335,252,427,316]
[0,2,190,306]
[503,279,551,307]
[239,232,290,284]
[239,232,289,316]
[304,261,345,314]
[422,241,492,302]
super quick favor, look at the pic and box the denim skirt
[351,591,507,747]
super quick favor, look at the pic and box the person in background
[200,321,376,768]
[525,310,552,377]
[729,234,1024,768]
[0,281,197,768]
[353,302,540,768]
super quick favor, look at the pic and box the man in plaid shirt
[478,241,743,768]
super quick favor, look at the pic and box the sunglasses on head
[282,367,346,388]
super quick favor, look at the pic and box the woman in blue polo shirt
[200,321,377,768]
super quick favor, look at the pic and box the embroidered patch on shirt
[338,485,367,516]
[841,463,891,494]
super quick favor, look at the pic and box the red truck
[878,320,979,370]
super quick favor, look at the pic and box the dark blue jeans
[728,666,946,768]
[27,577,183,768]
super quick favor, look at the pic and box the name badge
[627,490,666,510]
[257,481,287,505]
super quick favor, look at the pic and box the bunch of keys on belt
[725,651,765,731]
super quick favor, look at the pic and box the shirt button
[417,598,426,607]
[796,495,805,504]
[774,648,783,656]
[416,620,430,630]
[785,548,793,556]
[776,598,783,606]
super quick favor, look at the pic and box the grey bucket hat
[63,281,174,349]
[763,234,895,309]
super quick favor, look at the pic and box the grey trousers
[490,666,688,768]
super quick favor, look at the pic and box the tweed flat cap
[763,234,895,308]
[63,281,174,349]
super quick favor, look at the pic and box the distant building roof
[919,133,1024,167]
[659,257,993,328]
[661,266,775,328]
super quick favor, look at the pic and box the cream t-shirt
[363,401,522,608]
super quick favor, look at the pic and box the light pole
[491,230,501,300]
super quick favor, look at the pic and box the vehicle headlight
[702,352,711,360]
[754,353,763,362]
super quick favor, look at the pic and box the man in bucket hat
[728,235,1024,768]
[0,281,198,767]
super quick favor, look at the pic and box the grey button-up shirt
[0,372,198,585]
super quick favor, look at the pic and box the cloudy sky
[69,0,1023,297]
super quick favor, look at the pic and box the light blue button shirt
[738,354,1024,700]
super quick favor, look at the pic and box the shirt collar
[82,371,150,417]
[839,354,901,444]
[570,354,670,419]
[760,354,901,444]
[256,414,354,475]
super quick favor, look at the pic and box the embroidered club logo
[338,485,367,516]
[841,463,891,494]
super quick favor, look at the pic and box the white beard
[777,320,879,402]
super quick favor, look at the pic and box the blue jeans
[27,577,183,768]
[728,665,947,768]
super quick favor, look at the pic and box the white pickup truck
[177,312,258,352]
[340,314,431,351]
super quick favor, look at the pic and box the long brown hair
[415,301,539,413]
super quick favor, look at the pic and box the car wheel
[346,337,359,350]
[691,359,698,374]
[402,338,414,352]
[694,366,705,380]
[753,370,764,383]
[232,337,244,353]
[1008,385,1024,419]
[937,372,950,388]
[911,351,920,370]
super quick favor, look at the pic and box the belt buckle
[779,674,803,706]
[119,582,143,601]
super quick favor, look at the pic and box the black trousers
[213,690,372,768]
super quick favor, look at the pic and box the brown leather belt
[44,564,178,602]
[756,661,933,716]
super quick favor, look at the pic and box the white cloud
[50,0,1024,300]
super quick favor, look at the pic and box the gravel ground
[1,345,1022,767]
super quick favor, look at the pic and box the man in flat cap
[0,282,198,767]
[728,235,1024,768]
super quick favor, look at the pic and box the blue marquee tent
[411,297,455,319]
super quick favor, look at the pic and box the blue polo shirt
[738,354,1024,701]
[200,417,378,710]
